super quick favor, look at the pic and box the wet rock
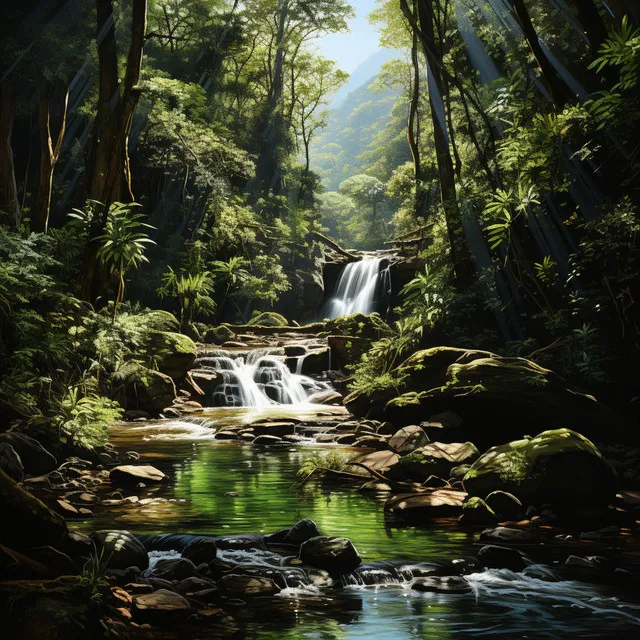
[477,545,529,572]
[151,557,199,581]
[252,421,297,437]
[283,519,321,545]
[0,469,67,550]
[307,390,343,405]
[207,558,239,579]
[299,536,361,575]
[459,497,498,526]
[0,443,24,482]
[359,481,393,493]
[214,534,264,551]
[336,433,357,445]
[218,574,281,597]
[385,489,467,519]
[176,576,217,595]
[353,436,388,450]
[182,537,218,564]
[463,429,618,511]
[579,525,619,541]
[148,331,197,382]
[204,325,237,345]
[253,435,284,445]
[123,409,151,421]
[92,530,148,571]
[110,464,166,487]
[390,442,479,482]
[478,526,538,545]
[215,430,239,440]
[132,589,191,624]
[388,425,430,455]
[351,450,400,476]
[411,576,472,594]
[0,432,57,476]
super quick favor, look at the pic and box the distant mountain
[330,49,398,109]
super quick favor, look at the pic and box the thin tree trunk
[81,0,147,301]
[0,79,20,227]
[509,0,572,109]
[408,0,422,200]
[401,0,475,290]
[34,81,69,233]
[570,0,609,56]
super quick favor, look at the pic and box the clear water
[82,408,640,638]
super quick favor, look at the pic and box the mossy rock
[204,325,237,345]
[125,365,176,415]
[147,331,197,382]
[344,347,625,446]
[463,429,618,510]
[247,312,289,327]
[326,312,391,340]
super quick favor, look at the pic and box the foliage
[159,268,216,330]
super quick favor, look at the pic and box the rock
[151,557,199,581]
[359,481,393,493]
[253,435,284,445]
[344,347,626,445]
[56,499,78,516]
[385,489,467,519]
[182,537,218,564]
[450,464,470,480]
[252,421,297,437]
[478,526,538,545]
[459,497,498,526]
[388,425,429,455]
[123,409,151,421]
[353,436,388,450]
[176,576,217,595]
[148,331,197,382]
[248,311,289,327]
[477,545,529,572]
[125,365,177,415]
[307,390,343,405]
[110,464,166,487]
[0,469,68,550]
[283,519,321,545]
[463,429,618,511]
[132,589,191,624]
[92,530,148,571]
[390,442,479,482]
[351,450,400,476]
[204,325,237,345]
[0,432,57,476]
[0,443,24,482]
[218,574,281,597]
[411,576,472,594]
[485,491,524,520]
[63,531,92,558]
[300,536,361,575]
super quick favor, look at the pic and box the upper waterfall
[325,258,390,319]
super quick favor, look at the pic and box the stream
[78,406,640,639]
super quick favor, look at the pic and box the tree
[339,174,388,247]
[81,0,148,300]
[0,79,19,227]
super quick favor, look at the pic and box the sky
[318,0,381,73]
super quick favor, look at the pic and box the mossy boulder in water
[300,536,361,576]
[124,365,176,415]
[247,311,289,327]
[344,347,624,446]
[204,325,237,344]
[463,429,618,510]
[147,331,197,382]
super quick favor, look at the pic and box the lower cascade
[325,257,391,318]
[194,348,330,407]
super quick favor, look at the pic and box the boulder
[300,536,361,575]
[0,469,67,550]
[125,366,176,415]
[478,526,538,545]
[151,557,199,581]
[411,576,471,594]
[385,489,467,519]
[0,443,24,482]
[485,491,524,520]
[147,331,197,382]
[459,497,498,526]
[92,530,148,570]
[204,325,236,345]
[176,576,217,595]
[344,347,626,446]
[463,429,618,510]
[182,537,217,565]
[283,519,321,545]
[307,390,343,405]
[252,421,297,437]
[110,464,166,487]
[388,425,429,455]
[247,312,289,327]
[477,545,529,572]
[218,574,281,597]
[350,450,400,476]
[132,589,191,624]
[390,442,479,482]
[0,432,57,476]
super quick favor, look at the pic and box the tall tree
[81,0,148,300]
[0,79,19,227]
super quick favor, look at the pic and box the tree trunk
[509,0,572,109]
[33,81,69,233]
[408,0,421,188]
[0,79,20,227]
[570,0,609,56]
[402,0,475,290]
[81,0,147,301]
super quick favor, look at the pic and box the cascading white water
[194,348,329,408]
[325,258,383,318]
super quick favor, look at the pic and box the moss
[326,312,391,339]
[247,312,289,327]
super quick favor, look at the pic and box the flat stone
[478,526,538,545]
[351,450,400,475]
[412,575,471,594]
[110,465,166,487]
[388,425,429,455]
[385,489,467,519]
[218,574,281,597]
[132,589,191,623]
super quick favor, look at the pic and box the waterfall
[193,348,329,408]
[325,258,387,319]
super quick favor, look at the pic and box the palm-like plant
[210,256,249,315]
[159,268,216,329]
[95,203,155,319]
